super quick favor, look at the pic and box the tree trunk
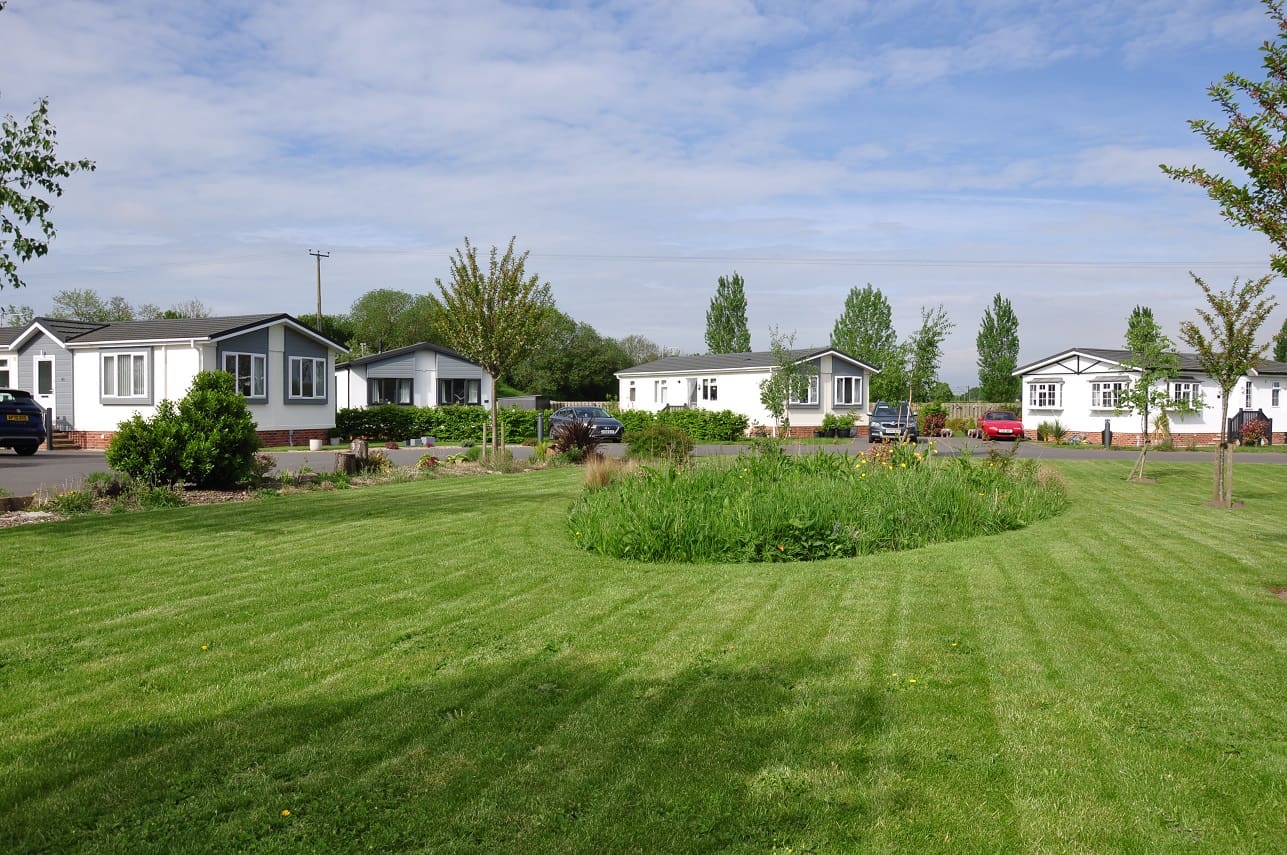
[489,372,500,456]
[1215,398,1230,507]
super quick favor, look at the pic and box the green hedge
[335,406,750,444]
[335,406,543,444]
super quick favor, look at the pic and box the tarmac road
[1,437,1283,498]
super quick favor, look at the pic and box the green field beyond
[1,461,1284,852]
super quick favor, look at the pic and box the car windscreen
[986,412,1017,421]
[577,408,612,418]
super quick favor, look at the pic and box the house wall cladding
[16,331,74,425]
[365,353,415,379]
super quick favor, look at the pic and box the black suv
[868,401,918,443]
[0,389,47,455]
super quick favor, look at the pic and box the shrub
[568,447,1066,563]
[176,372,262,488]
[1036,420,1067,442]
[917,402,948,435]
[105,400,189,487]
[43,489,95,514]
[1241,417,1271,445]
[137,485,186,509]
[361,449,393,474]
[551,420,603,463]
[417,453,440,470]
[625,423,694,462]
[462,446,483,463]
[945,416,974,434]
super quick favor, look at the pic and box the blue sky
[0,0,1280,388]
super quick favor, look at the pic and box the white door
[34,357,55,424]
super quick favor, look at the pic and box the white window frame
[1273,381,1281,407]
[789,375,820,405]
[102,351,148,398]
[1028,381,1062,409]
[290,356,327,400]
[1245,381,1253,409]
[1091,380,1127,410]
[223,352,266,398]
[1172,382,1200,405]
[835,376,861,407]
[628,381,636,403]
[0,357,9,387]
[702,377,718,402]
[655,380,667,404]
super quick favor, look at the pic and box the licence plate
[998,428,1012,434]
[5,414,27,422]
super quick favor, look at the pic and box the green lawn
[1,462,1284,852]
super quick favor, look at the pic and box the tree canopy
[830,284,905,402]
[975,293,1020,401]
[347,289,441,355]
[906,305,955,403]
[705,272,750,353]
[506,310,632,400]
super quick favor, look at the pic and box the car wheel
[14,444,38,456]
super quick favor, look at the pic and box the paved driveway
[1,438,1283,497]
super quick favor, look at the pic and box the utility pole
[308,249,330,331]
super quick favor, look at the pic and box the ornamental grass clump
[567,443,1067,563]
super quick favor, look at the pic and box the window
[0,358,9,387]
[1091,381,1127,409]
[1274,381,1281,407]
[789,375,819,405]
[102,352,147,398]
[439,378,480,406]
[1028,382,1061,409]
[628,381,636,403]
[1245,381,1253,409]
[1172,382,1200,404]
[369,378,412,405]
[835,376,861,406]
[702,377,718,401]
[223,352,266,398]
[654,380,667,404]
[290,357,327,399]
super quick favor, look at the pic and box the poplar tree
[975,293,1020,401]
[705,272,751,353]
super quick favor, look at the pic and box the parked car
[548,406,625,442]
[977,410,1025,441]
[0,389,47,455]
[868,401,918,443]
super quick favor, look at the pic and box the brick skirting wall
[752,425,872,439]
[66,427,332,450]
[1023,430,1287,446]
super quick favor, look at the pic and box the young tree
[906,305,955,403]
[758,326,815,439]
[1117,305,1193,481]
[1274,316,1287,362]
[1178,273,1278,507]
[705,272,750,353]
[1,92,96,291]
[975,293,1020,401]
[1161,1,1287,276]
[431,237,555,455]
[830,283,903,400]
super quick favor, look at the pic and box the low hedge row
[335,405,750,444]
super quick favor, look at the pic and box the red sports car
[977,410,1025,441]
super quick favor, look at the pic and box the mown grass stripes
[0,461,1284,852]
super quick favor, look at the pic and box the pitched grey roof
[337,340,475,369]
[67,314,286,343]
[1015,347,1287,376]
[617,347,879,376]
[0,327,20,347]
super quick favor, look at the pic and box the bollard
[1102,419,1112,447]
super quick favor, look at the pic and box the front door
[34,357,55,424]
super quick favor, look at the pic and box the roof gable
[65,314,348,351]
[1015,347,1287,377]
[337,341,478,369]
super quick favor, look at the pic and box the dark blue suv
[0,389,47,455]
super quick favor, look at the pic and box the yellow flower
[909,678,917,684]
[281,809,291,817]
[892,672,898,677]
[200,644,209,651]
[951,642,958,647]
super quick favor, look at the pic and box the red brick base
[1024,430,1285,446]
[65,427,333,451]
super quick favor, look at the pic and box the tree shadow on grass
[2,654,890,853]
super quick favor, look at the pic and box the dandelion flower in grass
[200,644,209,651]
[909,679,917,684]
[281,809,291,817]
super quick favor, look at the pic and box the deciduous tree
[1178,273,1277,506]
[617,333,678,366]
[1117,305,1194,482]
[347,288,441,355]
[1,84,95,290]
[975,293,1020,401]
[758,326,815,439]
[705,272,750,353]
[906,305,955,404]
[1161,0,1287,276]
[431,237,555,455]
